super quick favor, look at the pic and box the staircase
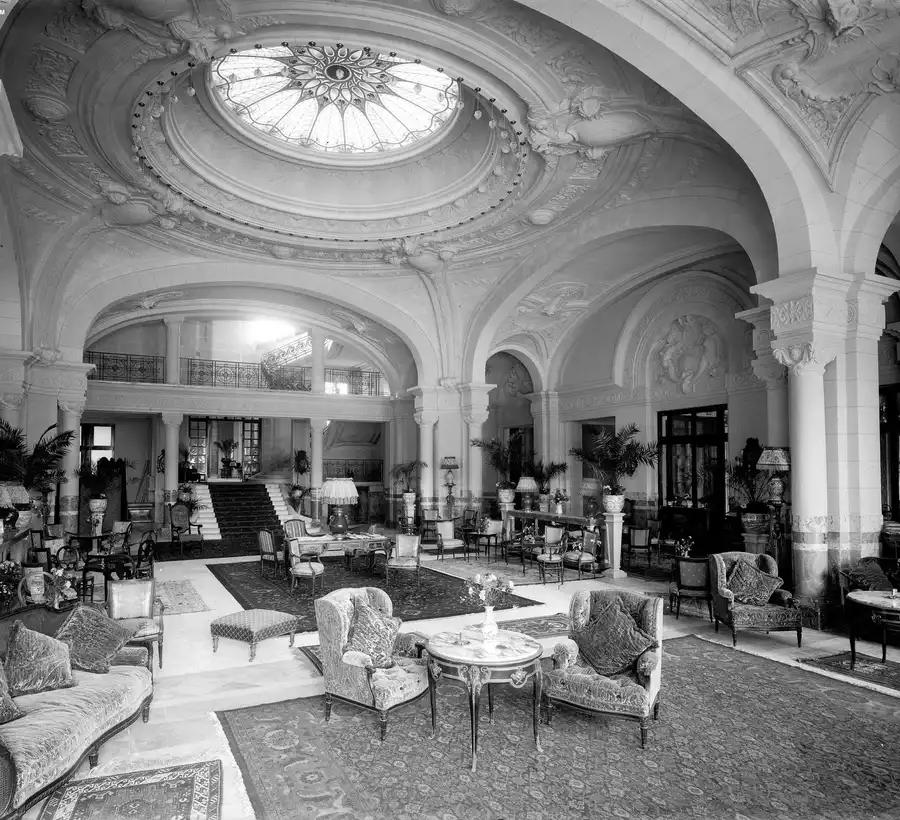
[207,483,284,547]
[190,484,221,540]
[265,483,294,527]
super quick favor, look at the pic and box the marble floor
[22,552,900,819]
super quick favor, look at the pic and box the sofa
[0,605,153,820]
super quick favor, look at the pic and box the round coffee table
[846,589,900,669]
[426,628,543,772]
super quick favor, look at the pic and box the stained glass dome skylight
[211,44,460,155]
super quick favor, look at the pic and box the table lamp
[516,476,539,511]
[441,457,459,517]
[756,447,790,506]
[321,477,358,536]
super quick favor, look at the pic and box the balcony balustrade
[84,351,386,396]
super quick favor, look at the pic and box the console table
[509,510,599,530]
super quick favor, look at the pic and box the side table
[426,628,543,772]
[846,589,900,669]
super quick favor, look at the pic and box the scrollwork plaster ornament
[382,237,458,276]
[23,95,70,123]
[870,53,900,93]
[772,341,820,372]
[430,0,487,15]
[652,315,723,393]
[29,346,62,367]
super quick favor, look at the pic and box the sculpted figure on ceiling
[526,86,691,164]
[80,0,277,61]
[382,237,458,276]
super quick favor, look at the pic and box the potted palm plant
[293,449,309,486]
[285,482,311,511]
[528,458,568,512]
[215,438,238,478]
[569,423,659,513]
[726,459,773,533]
[389,459,428,506]
[0,421,75,531]
[471,433,522,503]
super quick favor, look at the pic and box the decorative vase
[481,605,499,645]
[328,506,351,536]
[553,502,564,516]
[741,512,769,533]
[602,494,625,513]
[538,494,550,513]
[89,497,107,536]
[498,488,515,504]
[23,565,46,604]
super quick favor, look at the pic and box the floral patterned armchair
[544,590,663,748]
[710,552,802,647]
[314,587,429,740]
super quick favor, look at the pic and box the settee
[0,605,153,819]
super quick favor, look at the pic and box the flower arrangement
[464,572,515,608]
[674,536,694,557]
[550,488,569,504]
[0,560,22,601]
[50,567,78,603]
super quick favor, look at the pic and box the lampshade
[756,447,790,471]
[515,476,539,494]
[441,456,459,471]
[321,477,359,505]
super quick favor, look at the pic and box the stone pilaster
[461,383,491,514]
[413,408,438,513]
[161,412,182,505]
[309,417,328,521]
[736,307,789,446]
[163,315,184,385]
[58,397,85,534]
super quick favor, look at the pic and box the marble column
[737,307,789,446]
[163,316,184,386]
[415,410,437,513]
[311,328,325,393]
[309,417,327,521]
[58,399,85,534]
[462,384,491,515]
[161,412,182,506]
[775,346,830,600]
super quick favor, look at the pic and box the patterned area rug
[298,612,572,674]
[156,580,210,615]
[206,559,540,633]
[38,760,222,820]
[428,554,584,587]
[800,651,900,691]
[218,636,900,820]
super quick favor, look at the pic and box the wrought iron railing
[183,358,311,391]
[84,352,165,383]
[325,368,385,396]
[324,459,384,482]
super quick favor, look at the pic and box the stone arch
[85,302,412,395]
[486,345,544,395]
[54,259,440,386]
[514,0,837,275]
[465,194,772,389]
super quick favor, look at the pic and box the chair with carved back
[132,531,156,579]
[167,502,202,558]
[562,528,604,580]
[435,519,465,560]
[421,508,439,543]
[283,518,308,541]
[258,529,284,579]
[537,530,568,585]
[386,533,422,586]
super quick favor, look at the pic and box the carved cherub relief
[652,315,723,393]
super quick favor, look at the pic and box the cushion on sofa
[727,560,784,606]
[0,666,152,808]
[54,604,135,674]
[344,599,400,669]
[0,662,24,726]
[847,558,894,592]
[573,597,656,676]
[4,622,75,698]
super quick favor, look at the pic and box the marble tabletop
[427,628,542,665]
[847,590,900,610]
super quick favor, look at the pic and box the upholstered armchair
[314,587,429,740]
[709,552,802,647]
[435,520,465,559]
[386,534,421,586]
[543,590,663,748]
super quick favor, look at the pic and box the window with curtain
[80,424,114,467]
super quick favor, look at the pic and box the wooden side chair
[670,556,713,620]
[421,508,439,543]
[386,533,422,586]
[287,540,325,594]
[283,518,308,541]
[258,529,285,579]
[106,578,165,674]
[435,519,465,560]
[562,529,603,579]
[167,502,202,558]
[133,532,156,579]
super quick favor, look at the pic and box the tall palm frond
[529,458,569,493]
[24,425,75,493]
[569,423,658,492]
[0,420,28,483]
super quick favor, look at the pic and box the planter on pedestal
[498,488,515,504]
[740,512,769,534]
[88,497,107,536]
[602,494,626,513]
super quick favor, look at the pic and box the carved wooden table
[846,589,900,669]
[425,628,543,772]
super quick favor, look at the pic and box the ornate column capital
[460,382,491,427]
[160,411,183,428]
[162,315,185,328]
[309,416,329,433]
[750,356,787,388]
[57,398,86,416]
[414,409,439,428]
[772,341,831,375]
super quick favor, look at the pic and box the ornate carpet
[37,760,222,820]
[218,636,900,820]
[205,559,541,632]
[801,651,900,691]
[155,538,256,562]
[298,612,571,674]
[156,580,210,615]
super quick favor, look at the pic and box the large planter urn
[602,494,626,514]
[88,497,107,536]
[498,488,515,504]
[402,491,417,506]
[741,512,770,534]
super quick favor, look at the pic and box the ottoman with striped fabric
[210,609,300,661]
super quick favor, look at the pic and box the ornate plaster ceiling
[1,0,727,265]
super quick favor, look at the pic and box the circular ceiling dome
[211,44,460,156]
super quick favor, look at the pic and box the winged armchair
[543,590,663,748]
[314,588,429,741]
[710,552,801,647]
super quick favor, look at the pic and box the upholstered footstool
[210,609,299,661]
